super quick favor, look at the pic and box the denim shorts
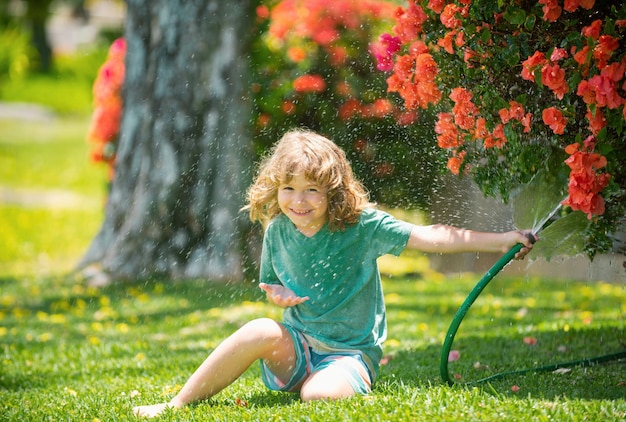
[260,323,372,395]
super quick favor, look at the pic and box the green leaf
[502,43,520,67]
[503,6,526,25]
[524,14,536,31]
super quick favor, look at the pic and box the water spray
[439,201,626,386]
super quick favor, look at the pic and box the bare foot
[132,402,175,418]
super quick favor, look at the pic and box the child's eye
[282,186,294,191]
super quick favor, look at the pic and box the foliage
[251,0,447,209]
[0,44,109,115]
[0,25,34,87]
[375,0,626,257]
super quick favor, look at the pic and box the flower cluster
[87,38,126,179]
[562,139,611,218]
[374,0,625,254]
[256,0,400,129]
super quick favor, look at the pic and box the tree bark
[79,0,257,282]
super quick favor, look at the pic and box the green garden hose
[439,242,626,386]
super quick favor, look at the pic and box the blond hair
[244,129,373,231]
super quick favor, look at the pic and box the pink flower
[448,350,461,362]
[371,33,402,71]
[523,336,538,345]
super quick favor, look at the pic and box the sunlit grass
[1,269,624,420]
[0,205,103,276]
[0,114,107,276]
[0,118,107,194]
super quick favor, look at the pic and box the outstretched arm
[406,224,535,258]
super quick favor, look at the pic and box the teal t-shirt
[259,207,413,379]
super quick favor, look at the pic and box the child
[133,129,535,417]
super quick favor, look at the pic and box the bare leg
[133,318,296,418]
[299,366,357,402]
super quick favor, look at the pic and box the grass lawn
[0,69,624,420]
[1,261,625,420]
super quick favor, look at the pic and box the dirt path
[0,186,101,210]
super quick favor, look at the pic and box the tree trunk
[79,0,257,283]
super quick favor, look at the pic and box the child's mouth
[291,209,311,216]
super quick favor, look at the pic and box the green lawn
[1,264,625,420]
[0,68,624,421]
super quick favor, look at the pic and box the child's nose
[294,192,306,203]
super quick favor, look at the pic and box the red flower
[440,3,462,29]
[88,100,122,155]
[447,151,466,175]
[414,52,439,82]
[542,63,569,99]
[437,30,455,54]
[427,0,445,14]
[500,100,525,124]
[592,35,619,69]
[539,0,562,22]
[573,45,591,76]
[564,0,595,12]
[523,336,538,345]
[542,107,567,134]
[393,1,428,43]
[363,99,394,119]
[338,98,362,120]
[287,46,306,63]
[562,140,611,219]
[256,5,270,19]
[588,74,624,109]
[582,19,602,40]
[485,123,506,148]
[586,108,606,135]
[293,74,326,93]
[450,87,477,129]
[521,112,533,133]
[472,117,488,140]
[395,109,419,126]
[88,38,125,169]
[521,51,547,81]
[435,113,461,149]
[550,47,568,62]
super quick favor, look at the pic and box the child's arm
[259,283,310,307]
[406,224,535,258]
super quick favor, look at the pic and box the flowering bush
[90,4,447,207]
[252,0,446,208]
[375,0,625,256]
[87,37,126,181]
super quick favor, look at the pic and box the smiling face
[277,173,329,237]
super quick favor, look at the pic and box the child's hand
[259,283,309,308]
[512,230,537,259]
